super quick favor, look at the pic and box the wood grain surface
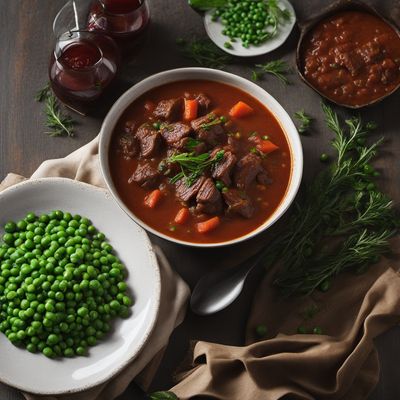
[1,0,400,399]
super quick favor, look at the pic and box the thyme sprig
[252,60,291,85]
[264,104,398,296]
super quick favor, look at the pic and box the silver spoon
[190,250,266,316]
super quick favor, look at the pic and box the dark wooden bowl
[296,0,400,109]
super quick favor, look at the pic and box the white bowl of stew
[99,68,303,247]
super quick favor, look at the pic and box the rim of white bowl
[99,67,303,248]
[0,177,161,395]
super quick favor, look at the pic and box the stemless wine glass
[49,0,120,108]
[87,0,150,51]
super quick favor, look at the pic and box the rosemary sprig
[264,104,398,296]
[200,115,226,130]
[44,94,75,137]
[149,391,178,400]
[176,38,232,69]
[294,110,313,134]
[36,84,75,137]
[252,60,291,85]
[167,150,225,186]
[35,83,51,102]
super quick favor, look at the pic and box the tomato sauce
[301,11,400,107]
[109,80,292,244]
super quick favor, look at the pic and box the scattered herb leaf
[44,94,75,137]
[35,83,51,102]
[294,110,313,134]
[177,37,232,69]
[252,60,291,85]
[261,104,398,296]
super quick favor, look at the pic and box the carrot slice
[183,99,198,121]
[144,189,162,208]
[256,139,279,154]
[196,216,220,234]
[229,101,254,118]
[174,207,190,225]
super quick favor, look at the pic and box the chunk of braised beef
[196,178,223,215]
[195,93,212,113]
[136,124,162,158]
[191,112,217,131]
[223,189,254,219]
[212,150,237,186]
[118,134,138,159]
[128,163,160,189]
[161,122,192,145]
[153,98,183,121]
[175,176,206,203]
[191,113,227,147]
[234,153,263,190]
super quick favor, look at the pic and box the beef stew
[109,80,292,244]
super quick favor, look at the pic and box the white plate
[204,0,296,57]
[0,178,161,395]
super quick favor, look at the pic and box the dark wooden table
[1,0,400,399]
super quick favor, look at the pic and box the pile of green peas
[0,210,133,358]
[212,0,283,48]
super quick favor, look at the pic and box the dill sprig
[265,103,398,296]
[167,150,225,186]
[294,110,313,134]
[36,84,75,137]
[252,60,291,85]
[176,38,232,69]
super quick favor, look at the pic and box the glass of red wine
[49,0,120,109]
[87,0,150,52]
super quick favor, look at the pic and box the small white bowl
[204,0,296,57]
[0,178,161,395]
[99,67,303,248]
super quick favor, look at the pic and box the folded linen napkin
[171,244,400,399]
[0,137,190,400]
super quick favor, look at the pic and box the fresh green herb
[149,391,179,400]
[262,135,269,140]
[200,115,226,130]
[35,83,51,102]
[294,110,313,134]
[153,121,162,130]
[44,94,75,137]
[297,326,308,334]
[167,150,225,186]
[188,0,227,10]
[261,104,398,296]
[215,180,225,191]
[36,83,75,137]
[186,137,203,151]
[249,131,258,137]
[252,60,291,85]
[177,38,232,69]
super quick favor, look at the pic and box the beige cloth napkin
[0,137,191,400]
[172,240,400,399]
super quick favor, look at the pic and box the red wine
[59,41,101,70]
[101,0,143,14]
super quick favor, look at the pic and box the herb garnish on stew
[168,150,225,187]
